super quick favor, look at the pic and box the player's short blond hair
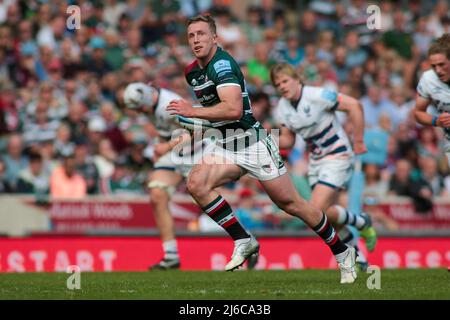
[270,63,303,86]
[186,14,217,36]
[428,33,450,60]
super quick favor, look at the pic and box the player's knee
[186,175,209,198]
[149,186,170,206]
[277,198,297,214]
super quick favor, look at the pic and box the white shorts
[208,134,287,181]
[308,158,354,190]
[154,140,215,178]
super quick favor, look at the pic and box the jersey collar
[289,85,304,110]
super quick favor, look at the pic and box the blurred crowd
[1,0,450,230]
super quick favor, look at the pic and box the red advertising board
[48,200,202,231]
[42,198,450,232]
[372,202,450,229]
[0,237,449,272]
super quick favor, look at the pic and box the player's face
[273,74,300,100]
[429,53,450,82]
[187,21,217,61]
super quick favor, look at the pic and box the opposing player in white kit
[270,63,377,266]
[414,34,450,162]
[123,82,211,270]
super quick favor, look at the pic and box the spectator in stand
[16,152,50,195]
[316,30,335,63]
[50,149,87,199]
[281,31,304,68]
[389,159,433,213]
[383,10,413,60]
[361,85,397,129]
[413,16,435,59]
[22,100,59,146]
[53,123,75,159]
[240,5,264,46]
[426,0,449,38]
[1,134,28,192]
[99,101,128,152]
[298,10,319,46]
[345,31,368,69]
[418,155,448,197]
[362,163,399,230]
[0,158,11,193]
[247,42,275,91]
[74,137,99,195]
[333,46,350,83]
[84,36,112,78]
[94,137,117,179]
[64,101,88,143]
[100,155,143,195]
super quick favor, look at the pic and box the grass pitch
[0,269,448,300]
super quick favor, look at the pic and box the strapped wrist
[432,116,438,127]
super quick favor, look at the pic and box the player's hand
[167,99,196,117]
[153,142,170,158]
[353,140,367,155]
[437,113,450,128]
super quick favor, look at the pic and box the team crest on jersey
[214,60,231,75]
[303,105,311,117]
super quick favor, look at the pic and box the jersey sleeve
[315,87,340,111]
[209,59,241,89]
[417,74,431,100]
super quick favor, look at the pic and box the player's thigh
[149,169,183,186]
[310,183,339,211]
[187,153,242,192]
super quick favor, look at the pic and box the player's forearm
[167,132,192,151]
[192,101,243,121]
[414,109,436,126]
[348,102,365,142]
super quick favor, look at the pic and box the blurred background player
[414,34,450,164]
[123,82,208,270]
[270,62,377,269]
[167,15,357,283]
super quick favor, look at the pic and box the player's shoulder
[419,69,439,83]
[184,59,199,77]
[302,86,334,101]
[209,48,238,74]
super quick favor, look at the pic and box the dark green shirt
[184,47,264,139]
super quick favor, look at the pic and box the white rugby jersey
[274,86,353,162]
[151,88,182,139]
[417,69,450,138]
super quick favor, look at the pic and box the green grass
[0,269,449,300]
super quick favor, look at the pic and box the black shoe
[149,258,181,270]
